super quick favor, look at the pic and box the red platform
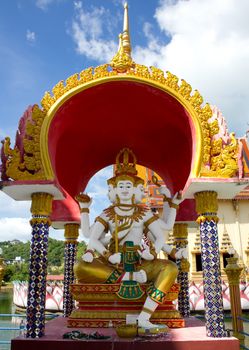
[11,316,239,350]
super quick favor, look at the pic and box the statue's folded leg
[137,259,178,328]
[74,257,122,284]
[144,259,178,302]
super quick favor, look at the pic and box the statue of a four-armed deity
[74,148,187,330]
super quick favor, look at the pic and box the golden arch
[40,65,209,181]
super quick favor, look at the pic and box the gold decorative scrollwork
[209,120,219,137]
[110,34,135,73]
[150,66,166,84]
[3,105,46,181]
[179,79,192,100]
[165,71,179,91]
[189,90,203,109]
[201,132,238,178]
[93,64,110,79]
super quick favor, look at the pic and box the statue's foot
[134,269,147,283]
[137,318,160,329]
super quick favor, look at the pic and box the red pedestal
[11,316,240,350]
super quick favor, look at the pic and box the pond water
[0,288,23,350]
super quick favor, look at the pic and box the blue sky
[0,0,249,242]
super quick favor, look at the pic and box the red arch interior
[48,81,195,198]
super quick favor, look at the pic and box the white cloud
[112,0,125,6]
[0,192,30,218]
[0,217,65,242]
[0,218,30,242]
[36,0,54,11]
[26,30,36,43]
[74,1,82,10]
[71,2,117,62]
[133,0,249,136]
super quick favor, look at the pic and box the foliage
[0,241,30,262]
[0,238,87,281]
[76,241,87,260]
[3,263,29,282]
[47,238,65,267]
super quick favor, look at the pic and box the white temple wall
[183,199,249,282]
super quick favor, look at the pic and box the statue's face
[135,184,145,203]
[116,180,134,202]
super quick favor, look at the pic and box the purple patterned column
[26,193,53,338]
[173,223,190,318]
[63,223,79,317]
[195,191,225,337]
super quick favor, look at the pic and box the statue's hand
[138,244,154,261]
[171,191,183,206]
[175,247,188,260]
[162,243,174,255]
[82,252,94,263]
[108,253,121,265]
[158,185,171,198]
[76,193,92,209]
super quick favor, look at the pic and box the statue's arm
[144,213,166,254]
[159,207,177,230]
[87,216,109,255]
[88,213,110,256]
[76,194,92,238]
[159,192,183,230]
[158,186,171,223]
[81,211,91,238]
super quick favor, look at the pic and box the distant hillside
[0,238,86,282]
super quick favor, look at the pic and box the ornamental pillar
[63,223,79,317]
[194,191,225,337]
[173,223,190,318]
[224,257,245,344]
[26,193,53,338]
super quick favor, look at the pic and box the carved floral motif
[1,105,46,181]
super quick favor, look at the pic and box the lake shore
[1,283,13,291]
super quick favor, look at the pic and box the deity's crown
[108,148,144,186]
[115,148,137,176]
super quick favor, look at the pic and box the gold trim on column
[64,223,80,242]
[30,217,51,226]
[173,223,188,241]
[31,193,53,216]
[195,191,218,214]
[225,257,243,286]
[180,259,190,273]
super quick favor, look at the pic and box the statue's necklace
[104,204,149,223]
[115,205,135,212]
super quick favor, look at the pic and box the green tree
[3,265,15,282]
[0,238,86,280]
[11,263,29,281]
[76,241,87,260]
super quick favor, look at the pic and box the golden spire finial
[122,2,131,57]
[110,1,134,73]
